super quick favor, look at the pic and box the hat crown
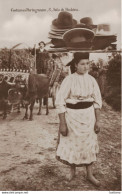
[80,17,94,26]
[74,52,89,60]
[52,11,77,29]
[57,11,73,25]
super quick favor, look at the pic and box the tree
[105,53,121,111]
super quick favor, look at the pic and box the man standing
[32,41,49,74]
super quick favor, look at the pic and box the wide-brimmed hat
[63,24,95,42]
[93,34,117,50]
[80,17,97,29]
[52,11,77,29]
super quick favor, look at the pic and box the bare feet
[66,166,76,181]
[87,174,101,187]
[86,164,101,187]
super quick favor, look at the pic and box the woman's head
[74,52,90,74]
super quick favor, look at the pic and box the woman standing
[55,52,102,186]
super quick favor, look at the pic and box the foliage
[0,48,35,71]
[105,53,121,111]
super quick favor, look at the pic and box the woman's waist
[66,97,94,104]
[65,97,94,109]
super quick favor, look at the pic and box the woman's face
[75,59,89,74]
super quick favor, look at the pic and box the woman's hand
[58,113,68,136]
[94,120,100,134]
[94,109,101,134]
[59,122,68,136]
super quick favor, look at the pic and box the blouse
[55,72,102,114]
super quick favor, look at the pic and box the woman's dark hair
[74,57,84,65]
[66,59,76,74]
[66,52,90,74]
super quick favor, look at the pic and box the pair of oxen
[0,74,60,120]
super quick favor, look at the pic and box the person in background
[55,52,102,187]
[32,41,49,74]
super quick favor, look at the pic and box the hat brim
[48,33,63,40]
[49,31,64,36]
[80,23,97,29]
[95,34,116,37]
[63,28,95,42]
[50,25,71,31]
[52,19,77,29]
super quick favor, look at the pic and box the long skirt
[56,105,99,166]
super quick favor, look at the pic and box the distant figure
[32,41,49,74]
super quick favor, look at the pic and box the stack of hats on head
[48,11,77,48]
[63,17,117,50]
[48,12,117,50]
[63,17,97,49]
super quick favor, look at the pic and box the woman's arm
[55,76,71,137]
[55,75,71,114]
[92,77,102,134]
[95,108,101,121]
[94,108,101,134]
[58,113,68,136]
[56,113,68,152]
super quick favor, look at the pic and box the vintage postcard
[0,0,121,193]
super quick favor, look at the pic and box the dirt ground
[0,99,121,191]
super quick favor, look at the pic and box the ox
[6,75,27,114]
[0,76,15,119]
[23,74,49,120]
[0,74,27,119]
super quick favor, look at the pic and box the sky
[0,0,121,49]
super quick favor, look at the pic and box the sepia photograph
[0,0,121,192]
